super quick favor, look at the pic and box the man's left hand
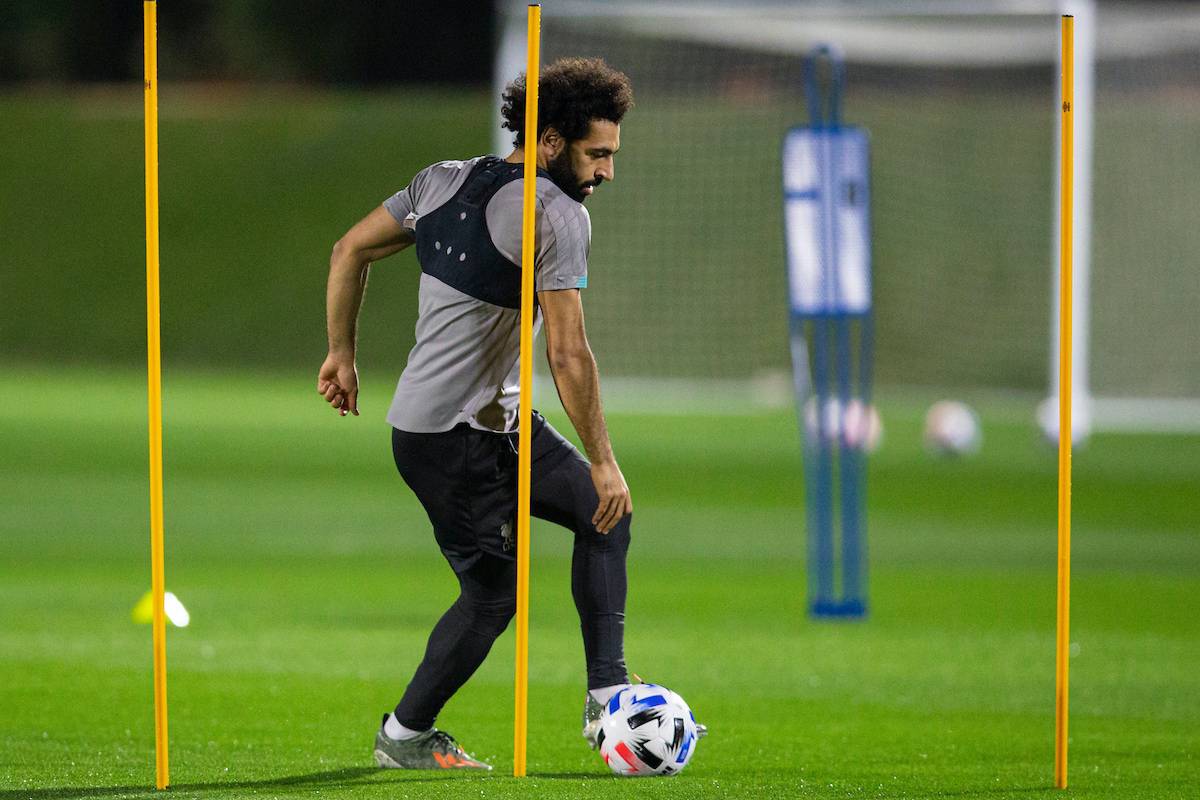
[590,460,632,534]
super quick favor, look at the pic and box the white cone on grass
[131,590,190,627]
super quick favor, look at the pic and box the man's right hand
[321,205,414,419]
[590,460,632,534]
[317,353,359,417]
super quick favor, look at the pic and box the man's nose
[597,158,614,183]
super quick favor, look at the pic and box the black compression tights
[394,502,631,731]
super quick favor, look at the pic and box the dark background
[5,0,1198,87]
[0,1,495,85]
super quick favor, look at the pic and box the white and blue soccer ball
[597,684,699,777]
[803,397,883,453]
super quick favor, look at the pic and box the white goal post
[496,0,1200,435]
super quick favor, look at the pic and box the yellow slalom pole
[1054,13,1074,792]
[144,0,170,790]
[513,2,541,779]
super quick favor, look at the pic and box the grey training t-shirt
[383,157,591,433]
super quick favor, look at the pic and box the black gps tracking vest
[415,157,550,310]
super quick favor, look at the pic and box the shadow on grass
[0,767,614,796]
[0,766,491,799]
[23,770,1101,798]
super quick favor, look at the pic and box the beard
[547,148,597,203]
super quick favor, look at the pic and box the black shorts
[391,411,584,573]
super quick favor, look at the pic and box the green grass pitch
[2,369,1197,799]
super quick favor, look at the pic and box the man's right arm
[318,205,414,417]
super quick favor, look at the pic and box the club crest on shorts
[500,520,514,551]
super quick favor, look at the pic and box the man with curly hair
[316,58,637,770]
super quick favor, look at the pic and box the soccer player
[317,58,637,770]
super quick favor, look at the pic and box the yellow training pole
[514,2,541,779]
[1054,13,1074,792]
[144,0,170,790]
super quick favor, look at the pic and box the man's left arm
[539,287,631,533]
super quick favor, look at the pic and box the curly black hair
[501,57,633,147]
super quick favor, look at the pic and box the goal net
[496,0,1200,432]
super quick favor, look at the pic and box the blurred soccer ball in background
[923,400,982,456]
[803,397,883,453]
[598,684,699,777]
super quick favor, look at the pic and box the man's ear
[540,126,565,157]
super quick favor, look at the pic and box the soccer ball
[923,400,982,456]
[597,684,699,777]
[803,397,882,453]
